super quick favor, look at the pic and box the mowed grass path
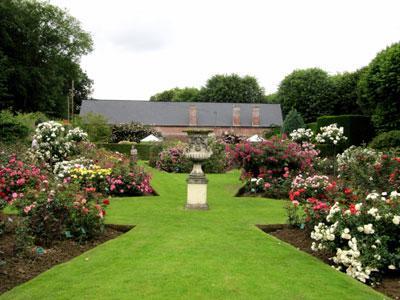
[2,167,385,299]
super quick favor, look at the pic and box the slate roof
[80,100,283,127]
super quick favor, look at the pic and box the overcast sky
[50,0,400,100]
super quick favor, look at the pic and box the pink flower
[292,200,299,207]
[264,182,271,189]
[12,192,18,199]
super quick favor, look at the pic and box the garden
[0,109,399,299]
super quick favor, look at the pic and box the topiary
[369,130,400,150]
[282,109,305,134]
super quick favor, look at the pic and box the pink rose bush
[0,154,47,208]
[229,136,319,198]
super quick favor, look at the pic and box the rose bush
[230,137,319,198]
[310,191,400,284]
[0,154,48,208]
[14,183,110,246]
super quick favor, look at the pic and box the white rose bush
[315,123,347,146]
[30,121,88,168]
[310,191,400,284]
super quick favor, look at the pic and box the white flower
[388,265,396,270]
[393,215,400,225]
[363,224,375,234]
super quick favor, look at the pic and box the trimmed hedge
[307,122,317,133]
[316,115,373,148]
[369,130,400,150]
[97,142,163,160]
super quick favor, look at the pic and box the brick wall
[152,126,270,141]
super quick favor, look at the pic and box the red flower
[349,203,357,215]
[103,199,110,205]
[344,188,352,195]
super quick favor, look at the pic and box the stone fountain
[184,129,213,210]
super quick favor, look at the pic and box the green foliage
[263,127,281,139]
[73,113,111,142]
[198,74,265,103]
[0,110,30,143]
[307,122,318,133]
[110,122,161,143]
[97,143,132,156]
[135,143,163,161]
[358,43,400,131]
[0,0,93,117]
[331,70,364,115]
[97,142,163,160]
[263,92,279,104]
[369,130,400,150]
[150,87,200,102]
[281,109,305,134]
[316,115,373,148]
[154,140,229,173]
[277,68,336,122]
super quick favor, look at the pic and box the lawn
[1,167,386,299]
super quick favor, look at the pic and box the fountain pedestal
[184,130,213,210]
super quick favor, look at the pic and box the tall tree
[331,69,365,115]
[150,87,199,102]
[358,42,400,131]
[277,68,336,123]
[0,0,93,117]
[198,74,264,103]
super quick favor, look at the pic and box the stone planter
[183,130,213,210]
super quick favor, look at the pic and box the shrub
[155,140,229,174]
[135,142,163,160]
[14,184,109,246]
[337,147,400,193]
[369,130,400,150]
[29,121,89,168]
[0,154,48,206]
[282,109,305,134]
[229,137,319,198]
[218,131,245,144]
[110,122,161,143]
[73,112,111,142]
[310,191,400,284]
[307,122,318,133]
[0,110,30,143]
[97,143,132,156]
[316,115,373,148]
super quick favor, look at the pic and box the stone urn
[183,129,213,210]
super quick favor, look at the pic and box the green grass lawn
[1,167,386,299]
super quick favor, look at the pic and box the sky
[50,0,400,100]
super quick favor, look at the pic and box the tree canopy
[150,87,200,102]
[198,74,264,103]
[277,68,336,123]
[0,0,93,118]
[149,74,265,103]
[358,42,400,131]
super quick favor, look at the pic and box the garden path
[1,168,385,299]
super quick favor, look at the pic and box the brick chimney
[232,105,240,126]
[189,105,197,126]
[252,106,260,126]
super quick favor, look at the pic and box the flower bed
[287,149,400,285]
[230,137,319,198]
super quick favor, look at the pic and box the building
[80,100,283,139]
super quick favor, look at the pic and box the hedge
[97,142,163,160]
[316,115,373,148]
[307,122,317,133]
[369,130,400,150]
